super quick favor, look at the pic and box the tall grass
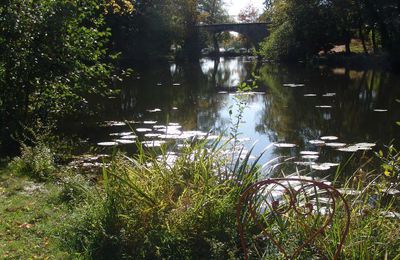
[62,137,263,259]
[62,139,400,259]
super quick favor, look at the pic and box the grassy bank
[1,139,399,259]
[0,168,70,258]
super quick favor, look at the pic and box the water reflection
[61,57,400,171]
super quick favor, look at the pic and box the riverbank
[1,138,399,258]
[313,53,394,70]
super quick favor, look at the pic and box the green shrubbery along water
[53,138,399,259]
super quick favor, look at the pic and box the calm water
[62,57,400,174]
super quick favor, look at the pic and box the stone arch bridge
[196,22,270,51]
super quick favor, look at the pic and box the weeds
[8,143,55,181]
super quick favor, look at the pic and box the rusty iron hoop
[236,178,351,260]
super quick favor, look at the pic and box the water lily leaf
[283,83,305,87]
[302,155,319,160]
[144,133,161,138]
[142,141,166,147]
[115,139,136,144]
[120,135,138,139]
[325,142,346,148]
[143,121,157,124]
[316,105,333,108]
[320,136,338,141]
[97,142,118,146]
[136,128,152,133]
[147,108,162,113]
[274,143,296,148]
[300,151,319,155]
[309,140,325,146]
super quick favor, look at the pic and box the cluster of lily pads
[273,135,376,171]
[286,83,389,113]
[97,118,219,149]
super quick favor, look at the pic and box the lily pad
[136,128,152,133]
[302,155,319,160]
[309,140,326,146]
[355,142,376,148]
[320,136,338,141]
[316,105,333,108]
[374,109,388,112]
[147,108,162,113]
[103,121,126,127]
[120,135,138,140]
[97,142,118,146]
[109,132,134,137]
[142,140,166,148]
[274,143,296,148]
[304,94,317,97]
[144,133,161,138]
[311,163,339,171]
[300,151,319,155]
[283,83,305,88]
[325,142,347,148]
[294,161,317,166]
[337,146,360,152]
[143,121,157,124]
[115,139,136,144]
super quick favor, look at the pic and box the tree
[259,0,336,60]
[238,2,260,23]
[0,0,116,151]
[198,0,229,24]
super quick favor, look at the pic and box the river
[61,57,400,175]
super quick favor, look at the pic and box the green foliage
[259,0,337,61]
[259,21,296,61]
[62,136,264,258]
[57,141,400,259]
[8,143,55,181]
[377,145,400,180]
[260,0,400,62]
[0,0,114,124]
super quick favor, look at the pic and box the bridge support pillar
[212,34,220,54]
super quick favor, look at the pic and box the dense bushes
[0,0,116,153]
[259,0,400,63]
[8,143,55,181]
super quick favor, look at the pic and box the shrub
[8,143,55,181]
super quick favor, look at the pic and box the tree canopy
[259,0,400,63]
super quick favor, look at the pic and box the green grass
[0,168,72,258]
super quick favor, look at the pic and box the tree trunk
[345,36,351,55]
[213,33,219,54]
[359,24,368,54]
[372,26,378,54]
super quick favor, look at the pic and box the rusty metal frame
[236,178,350,260]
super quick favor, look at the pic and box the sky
[226,0,265,16]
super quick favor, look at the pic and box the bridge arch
[196,23,270,52]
